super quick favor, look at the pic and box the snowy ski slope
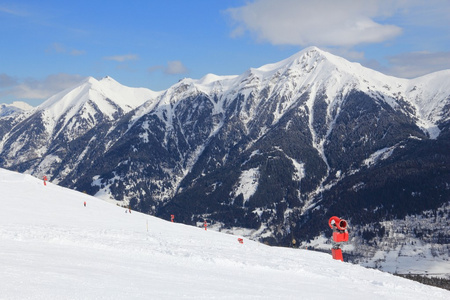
[0,168,448,299]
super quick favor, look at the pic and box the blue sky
[1,0,449,106]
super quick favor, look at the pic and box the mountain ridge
[1,47,449,275]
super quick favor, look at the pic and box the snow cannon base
[331,248,343,261]
[333,231,349,243]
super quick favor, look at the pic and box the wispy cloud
[46,43,86,56]
[70,49,86,56]
[164,61,188,75]
[385,51,450,78]
[148,60,189,75]
[226,0,405,47]
[0,4,28,17]
[103,54,139,62]
[47,42,66,54]
[0,74,18,88]
[0,73,85,100]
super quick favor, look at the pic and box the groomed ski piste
[1,168,448,299]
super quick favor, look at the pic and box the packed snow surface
[1,168,449,299]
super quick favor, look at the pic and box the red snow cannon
[329,216,349,243]
[328,216,349,261]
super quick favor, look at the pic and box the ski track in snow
[1,168,449,299]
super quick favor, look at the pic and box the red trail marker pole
[204,220,207,231]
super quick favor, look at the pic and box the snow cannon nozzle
[338,219,347,230]
[328,216,347,231]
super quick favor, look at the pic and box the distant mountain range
[1,47,449,274]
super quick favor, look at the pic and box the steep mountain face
[0,101,33,139]
[0,76,157,183]
[1,47,449,272]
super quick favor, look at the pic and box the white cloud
[46,43,86,56]
[148,61,189,75]
[0,74,18,88]
[103,54,139,62]
[385,51,450,78]
[0,73,85,100]
[225,0,449,79]
[164,61,188,75]
[226,0,403,47]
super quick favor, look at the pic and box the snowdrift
[0,168,448,299]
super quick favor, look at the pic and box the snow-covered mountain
[0,76,158,182]
[0,101,33,117]
[0,47,449,276]
[1,167,449,299]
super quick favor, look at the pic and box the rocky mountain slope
[1,47,449,274]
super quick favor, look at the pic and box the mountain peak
[38,75,157,113]
[83,76,121,87]
[0,101,34,117]
[293,46,326,59]
[99,75,118,84]
[1,101,34,111]
[244,47,334,80]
